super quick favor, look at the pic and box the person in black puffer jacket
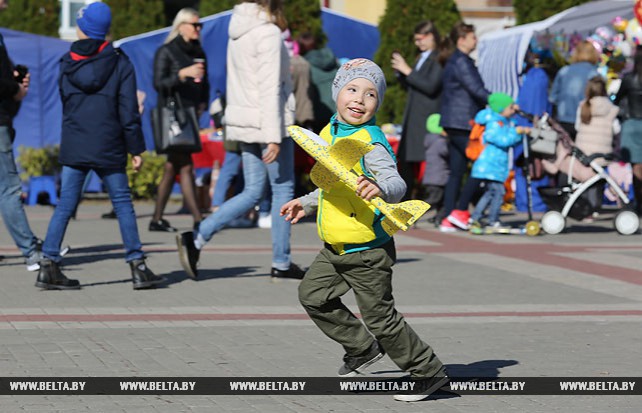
[436,22,490,231]
[37,2,163,290]
[150,7,209,233]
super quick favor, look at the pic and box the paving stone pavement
[0,202,641,412]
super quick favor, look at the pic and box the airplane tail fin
[380,200,431,234]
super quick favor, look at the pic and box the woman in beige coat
[176,0,304,280]
[574,76,620,213]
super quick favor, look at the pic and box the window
[59,0,92,40]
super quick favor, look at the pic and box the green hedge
[513,0,593,25]
[374,0,460,125]
[0,0,59,37]
[126,152,167,200]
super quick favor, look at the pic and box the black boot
[130,259,164,290]
[35,259,81,290]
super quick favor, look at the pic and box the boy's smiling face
[335,77,378,126]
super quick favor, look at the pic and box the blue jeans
[0,126,37,257]
[199,138,295,269]
[211,150,242,208]
[43,165,144,263]
[471,180,505,224]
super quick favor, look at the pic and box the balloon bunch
[527,7,642,79]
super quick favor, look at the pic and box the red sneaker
[439,218,458,233]
[447,209,471,230]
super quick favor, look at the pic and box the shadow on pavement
[81,278,132,287]
[161,266,262,285]
[371,358,519,379]
[444,359,519,377]
[396,258,421,264]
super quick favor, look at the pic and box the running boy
[280,59,447,402]
[469,93,527,229]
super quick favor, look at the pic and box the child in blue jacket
[470,93,528,229]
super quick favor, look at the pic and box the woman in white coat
[176,0,304,280]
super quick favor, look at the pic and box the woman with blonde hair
[550,40,599,140]
[150,7,209,232]
[176,0,304,281]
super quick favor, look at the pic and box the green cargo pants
[298,239,444,377]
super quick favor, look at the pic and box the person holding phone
[151,7,209,233]
[0,0,45,272]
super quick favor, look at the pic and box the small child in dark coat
[422,114,449,220]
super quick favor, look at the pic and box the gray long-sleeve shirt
[299,143,406,215]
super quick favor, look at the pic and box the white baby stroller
[528,114,639,235]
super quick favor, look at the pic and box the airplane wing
[328,138,373,172]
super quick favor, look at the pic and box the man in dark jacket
[0,0,44,271]
[36,2,164,290]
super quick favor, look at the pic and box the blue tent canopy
[1,28,70,149]
[8,8,379,151]
[322,9,380,62]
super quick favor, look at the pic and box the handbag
[151,91,202,154]
[529,127,558,156]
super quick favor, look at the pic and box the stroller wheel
[614,210,639,235]
[525,221,541,236]
[542,211,565,235]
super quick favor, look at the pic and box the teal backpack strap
[364,124,396,162]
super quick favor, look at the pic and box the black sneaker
[338,341,385,377]
[149,219,177,232]
[393,372,449,402]
[101,210,117,219]
[176,232,200,279]
[270,263,306,281]
[35,258,81,290]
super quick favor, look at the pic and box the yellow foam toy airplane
[287,125,430,235]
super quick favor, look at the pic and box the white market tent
[478,0,635,98]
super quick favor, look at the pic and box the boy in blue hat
[36,2,164,290]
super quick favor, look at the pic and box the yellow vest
[316,123,393,255]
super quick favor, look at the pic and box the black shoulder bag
[151,89,202,154]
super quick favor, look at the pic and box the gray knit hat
[332,58,386,110]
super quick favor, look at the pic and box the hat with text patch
[332,58,386,110]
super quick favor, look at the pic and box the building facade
[322,0,515,36]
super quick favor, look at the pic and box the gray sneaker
[338,341,385,377]
[25,250,43,272]
[393,373,449,402]
[27,241,70,271]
